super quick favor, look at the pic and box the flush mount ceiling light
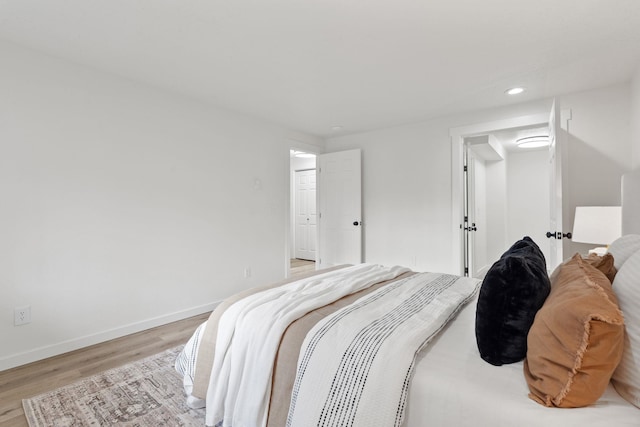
[331,126,343,132]
[516,135,550,148]
[290,150,316,158]
[505,87,525,95]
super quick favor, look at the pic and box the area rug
[22,346,205,426]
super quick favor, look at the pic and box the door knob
[546,231,572,239]
[353,221,360,226]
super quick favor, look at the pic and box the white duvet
[403,293,640,427]
[205,263,410,427]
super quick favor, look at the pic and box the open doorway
[451,112,553,277]
[463,127,551,279]
[289,149,317,278]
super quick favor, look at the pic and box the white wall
[506,149,549,262]
[0,40,323,370]
[485,158,508,265]
[325,83,633,274]
[631,66,640,169]
[324,122,451,272]
[325,100,552,274]
[561,84,634,256]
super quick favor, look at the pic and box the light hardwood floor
[290,258,316,278]
[0,312,210,427]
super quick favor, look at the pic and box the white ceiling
[1,0,640,138]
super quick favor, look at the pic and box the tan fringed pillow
[584,252,617,283]
[524,253,625,408]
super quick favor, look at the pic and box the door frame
[286,144,321,277]
[450,113,550,276]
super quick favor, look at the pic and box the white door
[548,100,564,271]
[294,169,317,261]
[464,143,489,278]
[468,153,488,278]
[317,149,362,268]
[463,145,473,276]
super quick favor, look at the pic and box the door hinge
[464,267,469,275]
[463,165,468,172]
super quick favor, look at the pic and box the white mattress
[404,294,640,427]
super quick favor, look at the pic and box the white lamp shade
[572,206,622,245]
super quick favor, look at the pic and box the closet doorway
[289,150,317,276]
[294,168,317,261]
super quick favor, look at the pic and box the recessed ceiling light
[516,135,549,148]
[505,87,525,95]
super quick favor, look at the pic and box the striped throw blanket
[286,272,480,427]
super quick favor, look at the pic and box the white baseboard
[0,301,220,372]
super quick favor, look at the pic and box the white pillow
[611,248,640,408]
[607,234,640,270]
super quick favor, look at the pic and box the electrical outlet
[14,306,31,326]
[244,267,252,278]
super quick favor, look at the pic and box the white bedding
[405,293,640,427]
[177,264,640,427]
[205,263,410,427]
[287,272,479,427]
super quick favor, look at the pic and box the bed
[176,169,640,427]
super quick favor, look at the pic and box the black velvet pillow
[475,236,550,366]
